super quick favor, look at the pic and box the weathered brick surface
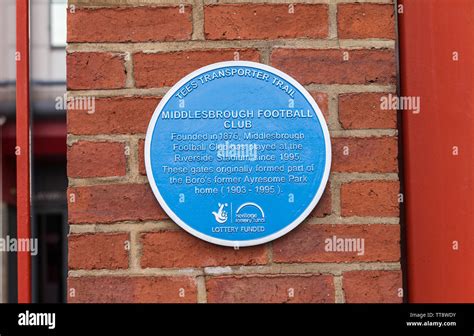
[68,141,126,178]
[343,271,403,303]
[308,182,332,218]
[68,97,159,135]
[339,93,397,129]
[68,7,193,42]
[138,138,146,175]
[67,0,400,303]
[205,4,328,40]
[68,184,167,224]
[67,52,126,90]
[69,233,129,270]
[207,275,334,303]
[338,4,395,39]
[271,49,396,85]
[134,49,260,88]
[341,181,400,217]
[140,230,267,268]
[273,224,400,263]
[332,137,398,173]
[68,276,197,303]
[310,91,329,120]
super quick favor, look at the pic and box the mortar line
[328,0,338,40]
[66,84,396,98]
[192,0,205,40]
[68,262,402,277]
[334,275,345,303]
[196,276,208,303]
[66,39,395,53]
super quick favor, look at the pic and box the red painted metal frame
[16,0,32,303]
[399,0,474,302]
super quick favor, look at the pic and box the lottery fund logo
[212,203,229,224]
[235,202,265,224]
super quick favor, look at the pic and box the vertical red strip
[16,0,32,303]
[399,0,474,302]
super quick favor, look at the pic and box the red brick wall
[66,0,401,303]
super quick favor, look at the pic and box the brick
[310,91,329,121]
[68,276,197,303]
[68,97,159,135]
[271,49,396,85]
[67,52,126,90]
[65,3,404,303]
[273,224,400,263]
[204,4,328,40]
[138,139,146,175]
[68,7,192,43]
[69,233,129,270]
[332,137,398,173]
[308,182,332,218]
[338,4,395,39]
[68,183,167,224]
[133,49,260,88]
[343,270,402,303]
[67,141,126,178]
[207,275,334,303]
[140,231,267,268]
[339,93,397,129]
[341,181,399,217]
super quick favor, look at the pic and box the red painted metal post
[399,0,474,302]
[16,0,32,303]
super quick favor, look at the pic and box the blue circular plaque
[145,61,331,247]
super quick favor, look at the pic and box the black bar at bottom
[0,304,472,335]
